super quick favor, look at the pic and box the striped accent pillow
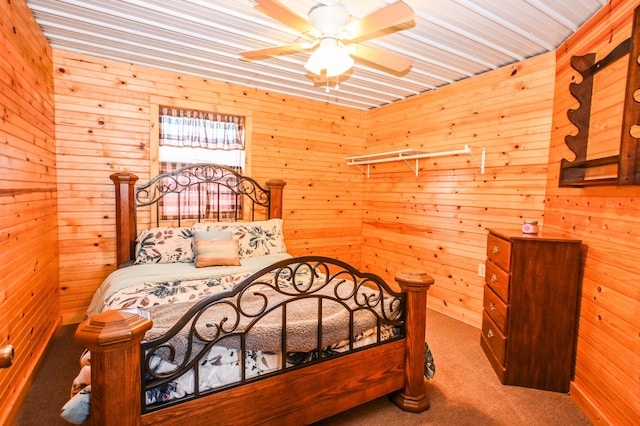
[194,239,241,267]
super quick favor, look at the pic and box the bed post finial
[392,270,434,412]
[266,179,286,219]
[76,309,152,426]
[110,173,138,266]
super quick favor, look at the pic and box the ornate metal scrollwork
[135,163,270,207]
[139,256,405,411]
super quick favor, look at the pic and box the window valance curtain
[159,107,244,150]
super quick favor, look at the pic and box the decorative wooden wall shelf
[346,144,485,178]
[560,6,640,187]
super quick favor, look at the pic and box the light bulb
[305,39,353,77]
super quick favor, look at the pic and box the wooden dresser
[480,228,582,392]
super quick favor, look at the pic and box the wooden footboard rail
[75,263,433,426]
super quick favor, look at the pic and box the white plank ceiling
[26,0,608,110]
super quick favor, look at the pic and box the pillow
[192,218,286,259]
[134,227,194,264]
[193,230,233,241]
[194,239,241,267]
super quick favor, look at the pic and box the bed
[63,163,434,425]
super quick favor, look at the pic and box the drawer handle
[487,328,494,339]
[0,345,14,369]
[491,274,498,282]
[489,302,496,312]
[492,245,499,254]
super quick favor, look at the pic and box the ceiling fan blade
[341,1,415,41]
[349,44,412,73]
[255,0,316,37]
[240,42,311,60]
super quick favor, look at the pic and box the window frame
[148,96,252,224]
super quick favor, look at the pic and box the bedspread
[144,278,395,353]
[87,253,293,316]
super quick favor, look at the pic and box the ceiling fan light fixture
[244,1,415,79]
[304,38,354,77]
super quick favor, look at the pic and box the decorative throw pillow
[192,219,286,259]
[194,239,241,267]
[134,227,194,264]
[193,230,233,241]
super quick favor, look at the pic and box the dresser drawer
[481,311,506,366]
[486,233,511,270]
[485,259,510,303]
[483,285,508,333]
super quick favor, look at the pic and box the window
[158,107,245,220]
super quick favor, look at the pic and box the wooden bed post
[110,172,138,266]
[75,310,152,426]
[266,179,286,219]
[391,270,434,412]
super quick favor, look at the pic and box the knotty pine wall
[362,2,640,423]
[3,0,639,424]
[53,50,367,324]
[0,0,59,424]
[362,52,555,326]
[547,1,639,424]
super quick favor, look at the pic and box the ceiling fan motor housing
[308,3,351,35]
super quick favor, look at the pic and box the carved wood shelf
[346,144,485,177]
[560,6,640,187]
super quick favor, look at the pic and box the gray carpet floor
[14,325,85,426]
[315,309,593,425]
[14,309,593,425]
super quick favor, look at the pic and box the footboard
[75,257,433,425]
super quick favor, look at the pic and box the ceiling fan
[240,0,416,78]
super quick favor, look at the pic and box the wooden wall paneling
[361,218,486,326]
[547,0,640,424]
[9,0,638,424]
[53,49,367,322]
[361,52,555,327]
[54,63,153,322]
[0,1,58,423]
